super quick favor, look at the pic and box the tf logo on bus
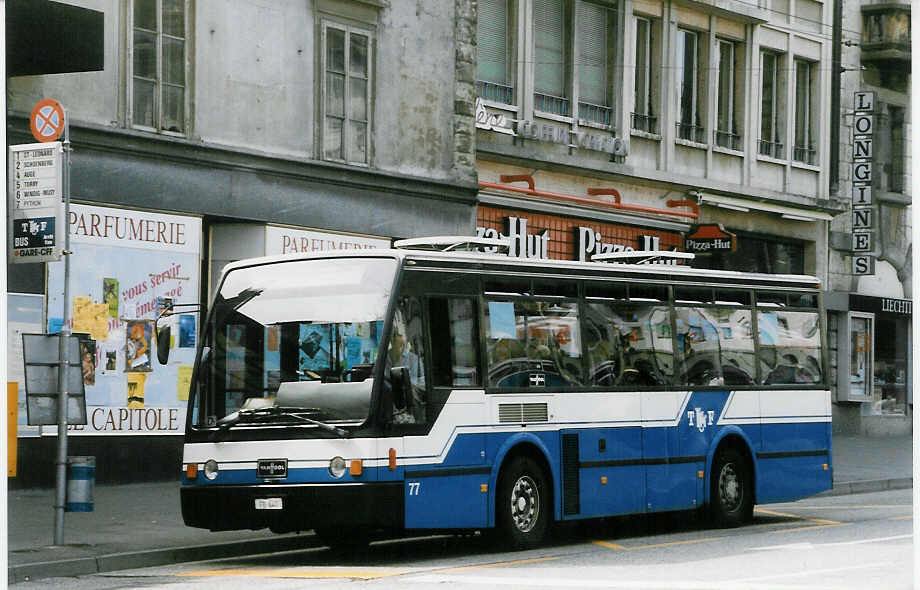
[687,408,715,433]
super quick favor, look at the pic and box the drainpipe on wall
[829,0,842,200]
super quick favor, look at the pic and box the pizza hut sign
[684,224,736,254]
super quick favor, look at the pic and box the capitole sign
[684,224,736,254]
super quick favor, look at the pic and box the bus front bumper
[181,482,404,533]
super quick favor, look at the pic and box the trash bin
[65,456,95,512]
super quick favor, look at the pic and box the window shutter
[478,0,507,84]
[577,2,607,105]
[534,0,565,96]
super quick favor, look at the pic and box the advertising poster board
[7,293,45,437]
[45,204,201,435]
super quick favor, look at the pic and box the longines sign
[851,91,875,276]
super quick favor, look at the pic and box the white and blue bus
[167,239,831,550]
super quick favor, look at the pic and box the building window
[322,22,371,165]
[632,16,660,134]
[888,105,905,192]
[793,59,817,165]
[576,1,617,126]
[759,51,785,159]
[715,39,743,150]
[130,0,188,134]
[533,0,571,116]
[676,29,705,143]
[477,0,515,105]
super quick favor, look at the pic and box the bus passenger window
[585,302,669,387]
[674,307,724,387]
[429,297,480,387]
[485,299,583,388]
[758,310,822,385]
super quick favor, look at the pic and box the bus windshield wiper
[214,406,349,438]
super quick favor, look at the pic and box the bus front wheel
[496,456,550,550]
[709,447,753,527]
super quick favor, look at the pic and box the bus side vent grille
[562,434,580,515]
[522,403,548,422]
[498,403,548,423]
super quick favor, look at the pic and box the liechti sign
[8,142,64,263]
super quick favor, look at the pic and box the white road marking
[729,561,895,584]
[749,533,911,552]
[407,574,845,590]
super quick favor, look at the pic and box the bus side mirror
[156,325,171,365]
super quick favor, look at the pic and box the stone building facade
[6,0,478,485]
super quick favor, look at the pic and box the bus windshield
[191,257,398,428]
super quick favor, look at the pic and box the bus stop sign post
[30,99,74,546]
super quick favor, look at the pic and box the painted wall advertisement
[44,204,201,435]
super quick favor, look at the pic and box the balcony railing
[793,144,816,165]
[534,92,570,117]
[759,139,785,159]
[476,80,514,105]
[714,130,742,151]
[578,101,612,126]
[631,112,658,134]
[676,122,706,143]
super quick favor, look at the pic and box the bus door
[387,294,489,530]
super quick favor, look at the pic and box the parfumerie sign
[851,91,875,276]
[265,226,390,256]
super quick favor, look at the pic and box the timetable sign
[11,143,62,209]
[8,142,64,263]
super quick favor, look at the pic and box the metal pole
[53,111,72,546]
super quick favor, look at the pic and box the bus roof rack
[393,235,511,253]
[592,250,696,264]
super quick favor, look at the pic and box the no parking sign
[30,98,66,142]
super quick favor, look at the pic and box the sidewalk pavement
[7,433,913,584]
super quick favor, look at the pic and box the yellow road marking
[436,556,559,573]
[593,536,722,551]
[755,507,840,525]
[754,506,848,533]
[888,515,912,521]
[179,568,403,580]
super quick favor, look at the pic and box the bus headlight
[204,459,219,480]
[329,456,347,479]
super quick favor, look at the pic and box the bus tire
[709,447,753,527]
[496,456,550,550]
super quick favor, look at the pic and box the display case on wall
[837,311,874,402]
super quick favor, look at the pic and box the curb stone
[815,477,913,497]
[8,534,318,585]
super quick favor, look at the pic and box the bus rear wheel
[496,456,550,550]
[709,447,753,527]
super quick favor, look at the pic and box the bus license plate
[254,497,283,510]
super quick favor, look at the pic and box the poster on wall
[45,204,201,435]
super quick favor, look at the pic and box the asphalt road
[13,488,914,590]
